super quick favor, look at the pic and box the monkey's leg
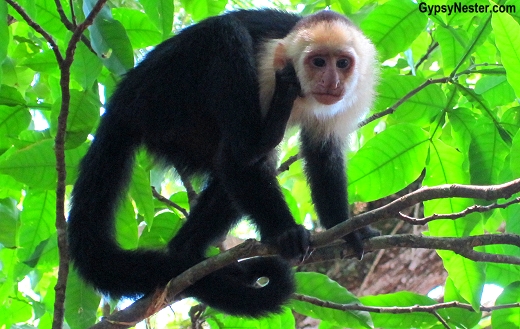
[167,179,240,259]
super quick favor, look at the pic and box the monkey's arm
[300,129,367,259]
[259,64,301,150]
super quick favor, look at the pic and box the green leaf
[34,0,69,40]
[361,0,427,60]
[21,50,59,73]
[0,139,88,189]
[207,307,294,329]
[89,17,134,75]
[139,211,182,248]
[181,0,227,21]
[448,108,477,155]
[376,75,445,126]
[129,164,155,225]
[492,9,520,98]
[442,277,482,328]
[0,84,26,106]
[475,75,516,107]
[0,197,19,248]
[441,252,485,311]
[501,106,520,136]
[140,0,174,39]
[291,272,372,328]
[70,43,103,89]
[510,129,520,177]
[436,27,470,73]
[0,104,31,138]
[1,298,32,327]
[115,196,138,249]
[65,270,101,329]
[360,292,439,328]
[349,123,429,202]
[18,190,56,262]
[491,281,520,328]
[0,0,7,62]
[112,8,162,49]
[51,89,100,148]
[424,139,472,227]
[468,122,509,185]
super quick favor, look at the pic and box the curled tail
[189,257,295,317]
[68,113,295,316]
[68,112,179,296]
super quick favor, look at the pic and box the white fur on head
[257,11,378,143]
[287,16,378,142]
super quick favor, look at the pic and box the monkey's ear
[273,42,288,70]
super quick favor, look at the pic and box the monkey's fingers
[345,226,380,260]
[267,225,310,260]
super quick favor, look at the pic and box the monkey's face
[302,50,355,105]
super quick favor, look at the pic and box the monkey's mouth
[313,93,343,105]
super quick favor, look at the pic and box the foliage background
[1,0,520,328]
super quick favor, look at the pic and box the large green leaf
[492,281,520,328]
[436,27,470,73]
[65,270,101,329]
[360,292,440,328]
[376,75,445,126]
[129,164,155,225]
[492,9,520,98]
[112,8,162,49]
[18,190,56,261]
[349,123,429,202]
[70,43,103,90]
[0,197,19,248]
[50,89,100,148]
[0,140,88,189]
[291,272,372,328]
[0,105,31,138]
[0,0,7,62]
[139,211,182,248]
[361,0,427,60]
[140,0,174,39]
[440,251,485,311]
[207,307,295,329]
[468,122,509,185]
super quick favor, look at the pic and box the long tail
[189,257,295,317]
[68,112,178,296]
[68,113,294,316]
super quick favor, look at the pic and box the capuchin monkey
[68,9,377,317]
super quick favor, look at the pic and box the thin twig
[359,77,451,127]
[52,1,109,328]
[151,186,189,218]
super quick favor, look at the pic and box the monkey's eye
[337,58,351,69]
[312,57,326,67]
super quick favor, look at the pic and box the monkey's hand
[264,225,310,260]
[275,62,303,100]
[345,226,381,260]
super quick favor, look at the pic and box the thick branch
[87,232,520,328]
[313,178,520,246]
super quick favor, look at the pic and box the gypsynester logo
[419,2,516,15]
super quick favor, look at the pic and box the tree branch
[151,186,189,218]
[359,77,451,127]
[52,1,109,328]
[5,0,64,64]
[293,293,520,316]
[313,178,520,246]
